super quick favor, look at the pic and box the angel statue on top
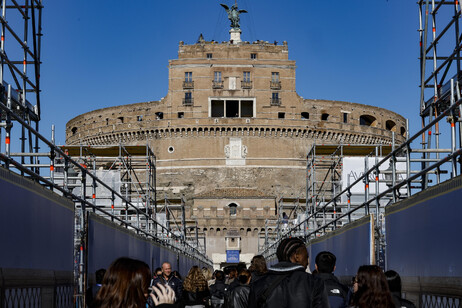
[220,3,247,29]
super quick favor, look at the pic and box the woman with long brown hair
[92,257,175,308]
[182,265,211,308]
[350,265,394,308]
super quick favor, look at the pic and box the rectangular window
[226,100,239,118]
[214,71,222,82]
[251,53,257,59]
[183,92,193,106]
[343,113,348,123]
[211,100,225,117]
[137,115,143,122]
[243,71,251,82]
[278,112,285,119]
[271,93,280,106]
[241,100,253,117]
[178,112,184,118]
[207,53,213,59]
[210,99,255,118]
[185,72,192,82]
[272,72,280,82]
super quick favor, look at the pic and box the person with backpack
[314,251,348,308]
[247,237,330,308]
[209,270,228,308]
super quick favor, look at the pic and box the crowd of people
[87,238,416,308]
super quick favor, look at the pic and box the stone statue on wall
[220,3,247,29]
[241,145,248,158]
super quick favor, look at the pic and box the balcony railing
[270,81,281,90]
[270,98,281,106]
[183,98,194,106]
[212,80,224,89]
[241,80,252,89]
[183,81,194,89]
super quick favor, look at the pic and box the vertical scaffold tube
[364,157,369,216]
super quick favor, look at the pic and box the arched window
[71,127,78,135]
[228,203,238,216]
[359,115,377,127]
[301,112,309,120]
[386,120,397,131]
[400,127,406,137]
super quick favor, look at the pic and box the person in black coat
[385,270,416,308]
[314,251,349,308]
[209,271,228,308]
[228,269,251,308]
[248,255,268,284]
[248,237,330,308]
[151,262,183,304]
[182,265,210,308]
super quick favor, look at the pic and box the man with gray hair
[151,262,183,303]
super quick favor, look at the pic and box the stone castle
[65,13,406,267]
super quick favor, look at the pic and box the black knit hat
[276,237,306,262]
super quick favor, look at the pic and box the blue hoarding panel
[88,215,155,272]
[308,216,371,277]
[0,169,74,271]
[87,214,203,275]
[386,180,462,277]
[227,250,240,263]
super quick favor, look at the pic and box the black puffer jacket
[248,262,330,308]
[228,284,250,308]
[182,288,210,307]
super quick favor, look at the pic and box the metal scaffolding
[262,196,306,250]
[0,3,214,306]
[262,3,462,256]
[262,102,462,263]
[0,0,42,175]
[306,144,397,234]
[419,0,462,186]
[159,194,206,254]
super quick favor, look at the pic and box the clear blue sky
[38,0,420,145]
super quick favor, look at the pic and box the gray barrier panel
[386,176,462,277]
[87,214,206,276]
[308,215,372,278]
[0,168,74,271]
[179,256,197,277]
[88,214,159,273]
